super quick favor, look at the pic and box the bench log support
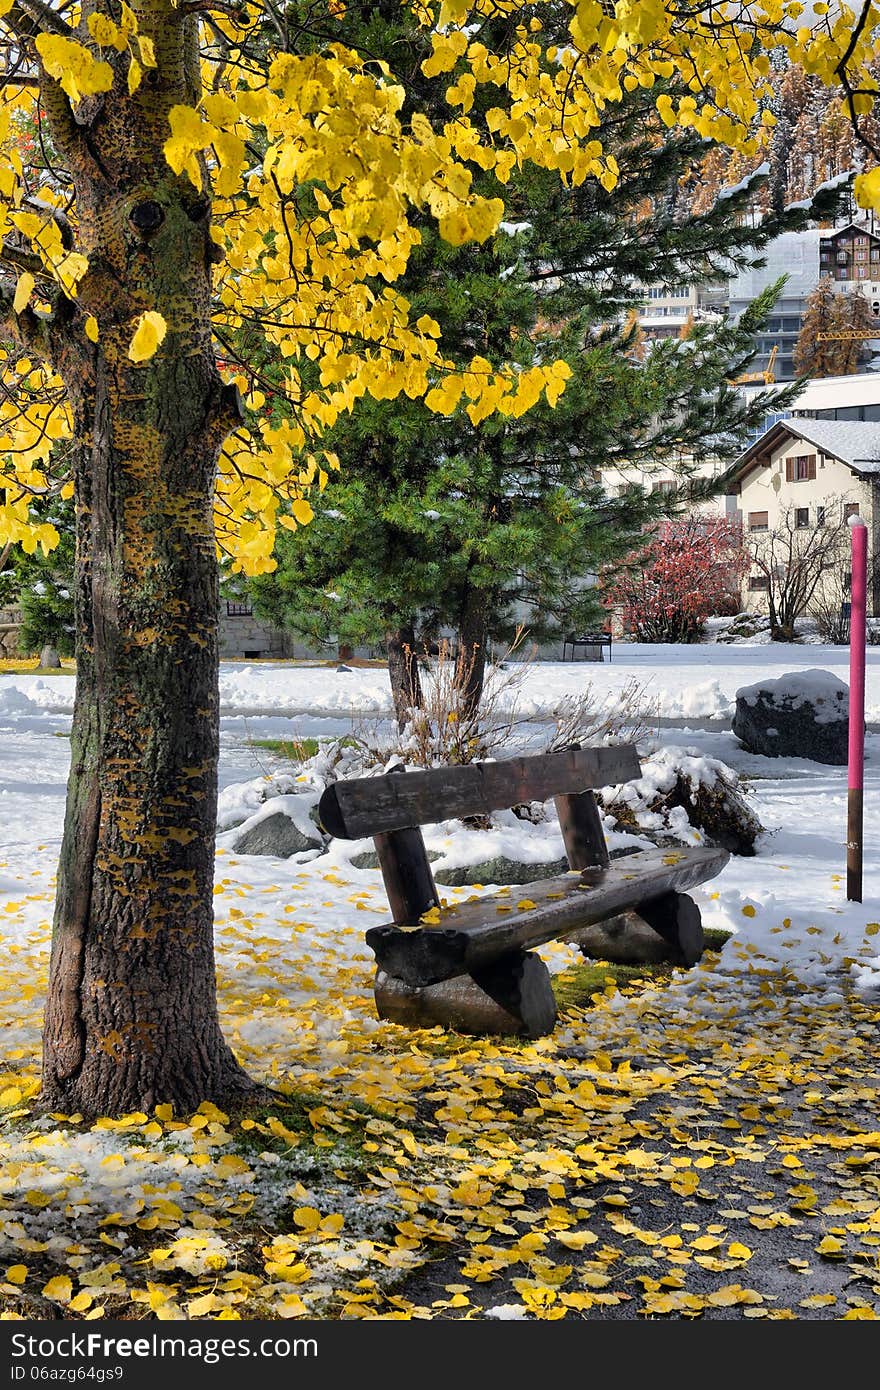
[374,949,557,1039]
[554,789,609,870]
[373,827,439,925]
[567,892,704,968]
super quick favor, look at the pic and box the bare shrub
[352,627,652,769]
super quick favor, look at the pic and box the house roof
[820,221,880,244]
[726,417,880,488]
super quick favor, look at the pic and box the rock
[351,848,441,870]
[336,663,351,672]
[434,855,570,887]
[732,668,849,765]
[232,810,324,858]
[39,644,61,669]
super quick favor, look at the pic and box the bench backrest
[317,744,640,840]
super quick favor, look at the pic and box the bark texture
[38,5,256,1114]
[455,584,490,722]
[386,623,423,731]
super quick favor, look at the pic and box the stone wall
[0,606,21,657]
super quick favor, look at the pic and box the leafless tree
[745,499,855,641]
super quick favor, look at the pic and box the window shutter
[807,456,816,481]
[785,458,794,482]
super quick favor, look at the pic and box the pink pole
[847,518,868,902]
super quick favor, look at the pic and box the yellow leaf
[68,1291,93,1312]
[127,57,142,96]
[816,1235,845,1258]
[42,1276,72,1303]
[292,1207,321,1232]
[188,1292,216,1316]
[128,311,167,363]
[727,1243,752,1260]
[13,273,34,315]
[85,315,99,342]
[5,1265,26,1285]
[291,499,314,526]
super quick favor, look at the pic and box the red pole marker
[847,517,868,902]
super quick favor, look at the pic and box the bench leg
[374,950,557,1039]
[635,891,704,966]
[567,892,704,968]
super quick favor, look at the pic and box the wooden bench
[562,631,612,662]
[316,746,728,1040]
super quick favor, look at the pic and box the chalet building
[819,221,880,307]
[725,417,880,614]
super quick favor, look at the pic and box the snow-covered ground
[8,640,880,723]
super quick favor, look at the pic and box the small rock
[336,663,351,672]
[39,644,61,670]
[232,810,324,858]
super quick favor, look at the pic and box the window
[872,247,880,260]
[859,266,868,278]
[748,575,770,591]
[838,250,849,262]
[839,268,848,279]
[748,511,769,531]
[653,478,676,493]
[858,249,868,260]
[795,507,810,529]
[226,600,253,617]
[785,454,817,482]
[817,505,826,527]
[844,502,861,520]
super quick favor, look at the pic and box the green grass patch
[553,927,732,1012]
[249,736,358,762]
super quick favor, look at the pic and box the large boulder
[232,803,325,857]
[732,669,849,765]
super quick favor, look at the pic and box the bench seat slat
[365,845,729,987]
[318,744,641,840]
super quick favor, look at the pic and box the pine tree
[249,24,848,722]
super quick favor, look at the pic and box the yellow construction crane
[815,330,880,340]
[729,343,778,385]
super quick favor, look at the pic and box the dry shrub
[353,629,652,769]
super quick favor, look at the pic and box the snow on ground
[8,640,880,723]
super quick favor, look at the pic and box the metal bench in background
[562,632,612,662]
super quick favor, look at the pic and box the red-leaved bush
[606,516,746,643]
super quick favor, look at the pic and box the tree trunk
[455,585,489,722]
[39,11,258,1114]
[386,624,423,731]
